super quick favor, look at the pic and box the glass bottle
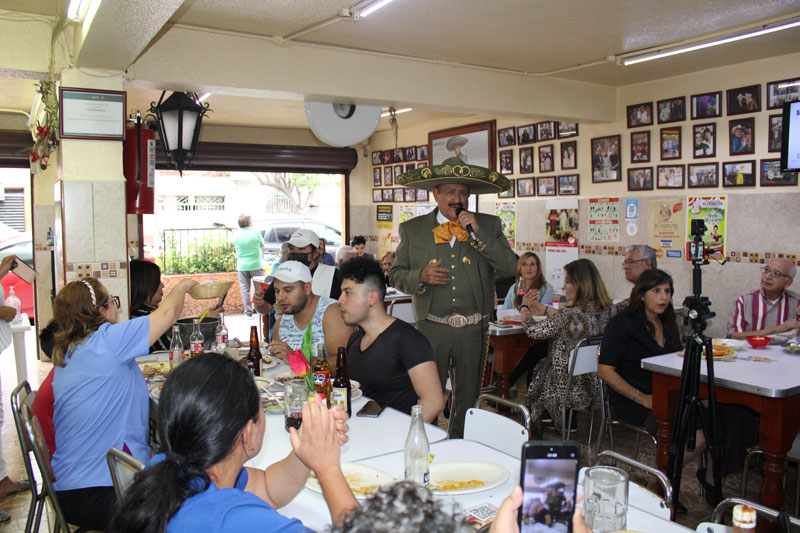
[732,503,756,532]
[215,312,228,352]
[246,326,262,376]
[313,344,332,408]
[331,347,351,417]
[189,318,204,357]
[404,405,429,487]
[169,325,184,369]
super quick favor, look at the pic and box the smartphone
[10,260,37,284]
[356,400,385,418]
[518,441,580,532]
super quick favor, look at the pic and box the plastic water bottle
[5,287,21,316]
[404,405,429,487]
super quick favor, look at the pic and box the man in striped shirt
[727,258,799,339]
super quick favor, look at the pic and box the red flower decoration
[288,349,310,376]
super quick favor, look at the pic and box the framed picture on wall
[760,159,798,186]
[393,148,403,162]
[405,163,415,172]
[729,117,755,155]
[692,123,716,158]
[538,144,554,173]
[723,160,755,187]
[690,91,722,119]
[768,115,783,152]
[499,149,514,173]
[382,189,393,202]
[660,127,681,160]
[498,127,516,147]
[557,121,579,139]
[519,147,534,173]
[630,131,650,163]
[383,166,393,186]
[429,120,496,167]
[627,102,653,128]
[557,174,579,195]
[766,78,800,109]
[373,168,382,186]
[560,141,577,170]
[371,151,382,165]
[657,164,685,189]
[688,163,719,188]
[537,176,556,197]
[416,189,429,202]
[393,164,403,179]
[403,188,416,202]
[536,121,556,142]
[404,146,417,162]
[393,188,405,202]
[517,177,535,197]
[517,124,535,145]
[417,145,429,161]
[657,96,686,124]
[382,150,393,165]
[590,135,622,182]
[727,84,761,115]
[372,189,382,202]
[627,167,653,191]
[498,179,516,198]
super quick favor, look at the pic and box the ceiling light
[359,0,397,18]
[381,107,411,117]
[66,0,91,22]
[621,16,800,66]
[197,93,211,103]
[150,92,212,175]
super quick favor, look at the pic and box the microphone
[455,207,477,240]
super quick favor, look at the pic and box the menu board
[588,197,620,242]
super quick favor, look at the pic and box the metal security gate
[0,189,25,231]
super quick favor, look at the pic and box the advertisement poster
[588,197,620,242]
[378,228,393,257]
[415,204,437,217]
[376,205,393,229]
[648,199,685,260]
[686,195,727,258]
[399,204,415,225]
[545,199,579,292]
[494,200,517,249]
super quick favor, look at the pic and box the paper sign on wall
[545,198,579,293]
[399,204,415,224]
[495,201,516,249]
[588,197,620,242]
[376,205,393,229]
[686,195,727,259]
[648,199,685,260]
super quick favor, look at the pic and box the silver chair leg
[740,448,763,499]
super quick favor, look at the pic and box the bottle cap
[732,504,756,529]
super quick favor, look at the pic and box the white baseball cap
[264,261,312,284]
[280,228,320,251]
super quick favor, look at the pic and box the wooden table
[489,323,537,401]
[643,345,800,510]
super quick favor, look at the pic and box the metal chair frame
[596,381,658,460]
[10,381,46,533]
[106,447,145,500]
[710,497,800,528]
[594,449,673,519]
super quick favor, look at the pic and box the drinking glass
[583,466,628,531]
[284,380,308,432]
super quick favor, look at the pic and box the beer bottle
[215,311,228,351]
[246,326,262,376]
[189,318,204,357]
[331,347,351,417]
[169,325,184,369]
[404,405,429,487]
[732,504,756,532]
[313,344,331,408]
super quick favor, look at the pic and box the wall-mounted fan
[304,101,381,147]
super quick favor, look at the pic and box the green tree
[252,172,321,214]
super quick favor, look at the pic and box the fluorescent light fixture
[360,0,396,17]
[381,107,412,117]
[622,17,800,66]
[197,93,211,102]
[66,0,91,22]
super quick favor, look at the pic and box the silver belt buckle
[447,313,469,328]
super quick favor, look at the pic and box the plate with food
[351,388,363,401]
[678,344,735,360]
[350,380,360,391]
[305,463,395,499]
[783,342,800,355]
[712,338,747,351]
[429,462,509,495]
[149,381,165,400]
[137,351,172,379]
[262,398,284,414]
[768,334,791,345]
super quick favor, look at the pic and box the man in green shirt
[234,214,265,317]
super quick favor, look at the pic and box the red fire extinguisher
[123,113,156,214]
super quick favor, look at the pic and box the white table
[10,313,31,383]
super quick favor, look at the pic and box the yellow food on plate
[308,471,381,496]
[429,479,487,491]
[141,362,171,378]
[702,344,732,357]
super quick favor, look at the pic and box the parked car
[253,217,341,267]
[0,232,35,319]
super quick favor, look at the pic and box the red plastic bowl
[746,336,770,349]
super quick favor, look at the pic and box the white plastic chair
[106,447,145,500]
[387,297,416,325]
[562,336,603,441]
[464,394,529,457]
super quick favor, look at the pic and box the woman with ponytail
[112,354,358,532]
[51,276,197,529]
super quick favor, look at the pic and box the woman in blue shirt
[51,276,197,530]
[112,354,358,532]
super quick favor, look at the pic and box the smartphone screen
[518,441,579,532]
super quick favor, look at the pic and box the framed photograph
[372,189,382,202]
[393,164,403,179]
[498,127,516,147]
[393,149,403,162]
[517,124,535,145]
[630,131,650,163]
[498,179,516,198]
[393,188,405,202]
[692,123,716,158]
[768,115,783,153]
[690,91,722,119]
[382,150,393,165]
[538,144,554,173]
[404,146,416,162]
[657,165,685,189]
[590,135,622,182]
[760,158,798,186]
[405,163,416,172]
[429,120,496,167]
[688,163,719,188]
[657,96,686,124]
[519,147,534,173]
[727,84,761,115]
[371,151,382,166]
[417,144,428,161]
[627,167,653,191]
[729,117,754,155]
[499,149,514,173]
[535,121,556,142]
[383,167,393,186]
[560,140,577,170]
[627,102,653,128]
[660,127,681,160]
[416,189,429,202]
[557,174,579,195]
[373,168,382,186]
[557,121,579,139]
[59,87,127,140]
[403,188,416,202]
[767,78,800,109]
[382,189,393,202]
[417,162,428,168]
[723,160,756,187]
[517,177,535,197]
[537,176,556,197]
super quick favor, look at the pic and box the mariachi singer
[391,157,517,438]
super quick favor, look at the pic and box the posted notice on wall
[399,204,415,225]
[588,197,620,242]
[415,204,437,217]
[376,205,393,229]
[495,201,516,249]
[686,195,727,259]
[545,198,579,292]
[648,199,685,260]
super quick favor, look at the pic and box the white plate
[351,388,363,401]
[261,357,278,371]
[713,338,747,351]
[350,380,360,391]
[429,461,509,495]
[149,382,164,400]
[254,377,275,390]
[305,463,396,499]
[769,334,791,345]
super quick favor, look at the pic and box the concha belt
[425,312,491,328]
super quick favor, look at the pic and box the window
[167,195,225,211]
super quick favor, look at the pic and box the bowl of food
[746,336,770,349]
[783,342,800,355]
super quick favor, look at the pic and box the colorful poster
[376,205,393,229]
[686,195,727,258]
[399,204,415,224]
[494,200,517,249]
[545,199,579,293]
[648,199,685,260]
[588,197,620,242]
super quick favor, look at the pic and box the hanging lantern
[149,91,211,174]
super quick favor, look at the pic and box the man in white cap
[265,261,354,360]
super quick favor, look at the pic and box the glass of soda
[284,380,307,432]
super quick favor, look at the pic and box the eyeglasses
[105,296,121,309]
[761,267,791,279]
[622,259,648,266]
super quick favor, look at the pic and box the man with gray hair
[727,258,799,339]
[335,245,358,267]
[233,214,264,317]
[622,244,657,285]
